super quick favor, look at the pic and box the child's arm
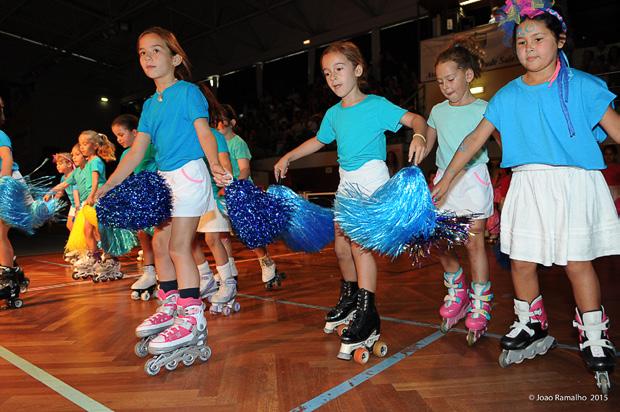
[45,180,70,200]
[402,112,428,165]
[0,147,13,177]
[96,133,149,199]
[425,126,438,156]
[236,157,251,180]
[599,106,620,143]
[85,171,100,206]
[218,152,233,175]
[194,118,228,185]
[72,189,81,210]
[274,137,325,180]
[431,118,496,201]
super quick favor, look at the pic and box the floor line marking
[0,345,113,411]
[290,330,445,412]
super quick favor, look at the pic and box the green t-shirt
[226,134,252,182]
[65,157,105,202]
[120,144,157,173]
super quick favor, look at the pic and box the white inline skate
[130,265,158,300]
[144,297,212,376]
[92,254,123,282]
[72,252,96,280]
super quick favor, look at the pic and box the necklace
[156,78,178,102]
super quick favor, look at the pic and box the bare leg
[464,219,489,284]
[351,242,377,292]
[205,232,229,267]
[137,230,154,266]
[511,259,539,303]
[334,224,357,282]
[169,217,200,290]
[565,261,601,312]
[0,221,13,267]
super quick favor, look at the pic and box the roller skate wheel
[130,291,140,300]
[439,319,450,334]
[233,301,241,312]
[141,291,151,301]
[372,341,388,358]
[92,278,100,283]
[72,273,80,280]
[199,346,212,362]
[336,324,348,337]
[353,347,370,365]
[596,372,610,395]
[145,358,161,376]
[12,299,24,309]
[498,350,510,368]
[223,306,231,316]
[182,353,196,366]
[466,330,477,347]
[165,359,179,371]
[134,342,149,358]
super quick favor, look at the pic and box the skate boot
[92,255,123,282]
[198,262,218,299]
[134,289,178,358]
[499,295,556,368]
[260,255,286,290]
[229,257,239,288]
[144,297,211,376]
[0,266,24,309]
[130,265,158,300]
[72,252,96,280]
[573,307,616,395]
[439,268,471,333]
[337,288,388,364]
[465,281,493,346]
[209,262,240,316]
[64,250,80,264]
[324,280,359,335]
[10,259,30,293]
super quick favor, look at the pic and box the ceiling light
[459,0,482,5]
[100,97,109,102]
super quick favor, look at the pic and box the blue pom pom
[225,179,292,249]
[99,225,139,257]
[0,176,33,233]
[30,198,65,228]
[335,166,437,258]
[267,185,334,252]
[96,171,172,230]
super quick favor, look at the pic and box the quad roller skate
[324,280,358,335]
[198,262,218,299]
[209,262,240,316]
[573,307,616,395]
[465,281,493,346]
[439,268,471,333]
[0,266,25,309]
[134,289,178,358]
[499,295,556,368]
[130,265,158,300]
[337,288,388,364]
[72,252,96,280]
[144,297,211,376]
[11,259,30,293]
[92,255,123,282]
[259,255,285,290]
[229,257,239,289]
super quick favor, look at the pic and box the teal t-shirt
[0,130,19,172]
[60,174,78,207]
[427,99,489,170]
[316,94,406,171]
[120,144,157,173]
[226,134,252,181]
[66,157,106,202]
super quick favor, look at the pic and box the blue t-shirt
[0,130,19,172]
[484,69,616,169]
[428,99,489,170]
[66,157,106,202]
[317,94,407,171]
[60,174,78,207]
[137,80,209,171]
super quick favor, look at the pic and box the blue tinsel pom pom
[0,176,33,233]
[267,185,334,252]
[96,171,172,230]
[30,198,65,228]
[225,179,292,249]
[99,225,139,257]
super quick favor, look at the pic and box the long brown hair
[80,130,116,162]
[138,27,192,80]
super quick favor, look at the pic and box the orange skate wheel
[336,324,348,336]
[372,341,388,357]
[353,347,370,364]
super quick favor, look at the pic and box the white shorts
[501,164,620,266]
[337,160,390,197]
[196,200,231,233]
[158,159,215,218]
[68,206,76,218]
[433,163,493,219]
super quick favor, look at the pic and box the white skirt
[433,163,494,219]
[196,200,231,233]
[337,160,390,197]
[158,159,214,218]
[500,164,620,266]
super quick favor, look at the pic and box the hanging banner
[420,23,518,83]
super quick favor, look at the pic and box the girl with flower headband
[52,152,79,232]
[432,0,618,392]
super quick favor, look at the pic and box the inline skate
[439,268,471,333]
[465,281,493,346]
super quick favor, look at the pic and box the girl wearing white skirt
[433,2,619,392]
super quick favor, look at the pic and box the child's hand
[430,177,450,203]
[43,193,52,202]
[95,184,111,202]
[84,195,96,206]
[212,164,232,187]
[408,135,427,165]
[274,157,290,180]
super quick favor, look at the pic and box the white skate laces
[506,301,542,339]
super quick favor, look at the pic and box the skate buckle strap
[443,294,462,304]
[573,318,609,333]
[469,306,491,320]
[509,320,534,337]
[443,279,463,289]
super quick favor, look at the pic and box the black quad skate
[324,280,358,335]
[0,266,25,309]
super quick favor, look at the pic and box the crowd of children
[0,0,617,393]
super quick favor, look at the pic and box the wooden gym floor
[0,238,618,411]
